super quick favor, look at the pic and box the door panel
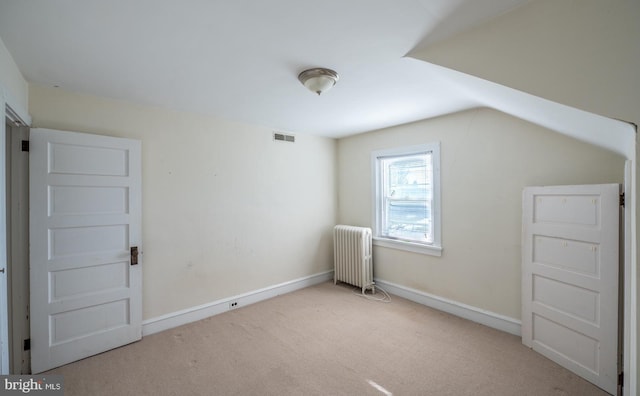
[30,128,142,374]
[522,184,619,395]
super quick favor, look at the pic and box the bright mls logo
[1,376,63,395]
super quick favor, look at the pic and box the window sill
[373,237,442,257]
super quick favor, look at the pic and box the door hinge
[618,371,624,386]
[21,140,29,152]
[620,192,625,207]
[23,338,30,351]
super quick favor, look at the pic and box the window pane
[383,155,429,200]
[380,152,433,243]
[385,200,432,243]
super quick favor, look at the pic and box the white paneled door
[522,184,620,395]
[29,128,142,373]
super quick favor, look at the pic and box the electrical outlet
[229,301,239,310]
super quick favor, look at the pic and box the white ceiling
[0,0,530,138]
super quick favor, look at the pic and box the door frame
[621,160,631,395]
[5,121,30,374]
[623,158,635,395]
[1,87,31,374]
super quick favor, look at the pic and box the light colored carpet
[46,281,608,395]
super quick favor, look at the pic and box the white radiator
[333,225,375,293]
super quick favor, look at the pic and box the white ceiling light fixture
[298,68,339,95]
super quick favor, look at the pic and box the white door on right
[522,184,620,395]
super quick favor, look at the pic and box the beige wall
[338,107,625,319]
[29,84,337,320]
[411,0,640,128]
[0,36,28,111]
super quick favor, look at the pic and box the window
[372,143,441,256]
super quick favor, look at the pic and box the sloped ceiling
[409,0,640,132]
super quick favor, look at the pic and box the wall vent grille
[274,132,295,143]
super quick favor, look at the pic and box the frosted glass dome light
[298,68,339,95]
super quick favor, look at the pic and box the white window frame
[371,143,442,256]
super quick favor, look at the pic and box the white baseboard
[142,270,334,336]
[142,271,521,338]
[374,279,522,336]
